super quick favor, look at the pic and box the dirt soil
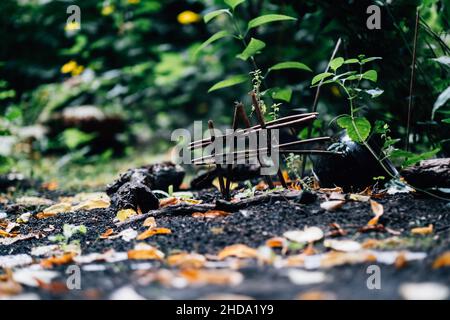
[1,188,449,300]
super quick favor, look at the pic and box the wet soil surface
[1,189,449,300]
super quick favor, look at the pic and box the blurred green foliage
[0,0,449,176]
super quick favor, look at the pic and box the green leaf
[442,118,450,124]
[362,70,378,82]
[224,0,245,10]
[361,57,382,64]
[364,88,384,98]
[432,86,450,119]
[61,128,96,150]
[389,149,415,158]
[311,72,333,85]
[247,14,296,31]
[344,58,359,64]
[329,57,344,71]
[402,148,441,167]
[236,38,265,61]
[337,116,371,142]
[208,74,248,92]
[268,87,292,102]
[194,31,230,56]
[269,61,312,72]
[432,56,450,67]
[204,9,231,23]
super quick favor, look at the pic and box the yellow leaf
[115,209,137,222]
[432,251,450,269]
[143,217,157,228]
[177,10,201,25]
[72,199,110,211]
[136,227,171,240]
[411,224,433,235]
[179,269,243,286]
[217,244,258,260]
[128,248,164,260]
[167,252,206,269]
[192,210,230,218]
[42,202,72,215]
[368,200,384,225]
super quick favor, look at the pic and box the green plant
[49,224,87,253]
[197,0,311,119]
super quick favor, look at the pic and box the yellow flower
[177,10,201,25]
[71,65,85,76]
[61,60,77,74]
[60,60,84,76]
[65,21,80,31]
[101,5,115,16]
[127,0,140,4]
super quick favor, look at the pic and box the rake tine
[208,120,226,198]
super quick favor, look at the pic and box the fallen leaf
[287,269,328,285]
[167,252,206,269]
[39,202,72,217]
[15,196,53,207]
[72,198,110,211]
[399,282,449,300]
[42,181,58,191]
[296,290,336,300]
[0,230,13,238]
[36,211,58,219]
[320,200,345,211]
[180,268,243,286]
[143,217,157,228]
[395,252,407,269]
[136,227,172,240]
[0,254,33,268]
[159,197,179,208]
[319,187,343,194]
[31,245,61,257]
[283,227,324,244]
[0,232,40,245]
[17,212,31,223]
[329,192,345,201]
[411,224,433,235]
[265,237,287,249]
[349,194,370,202]
[432,251,450,269]
[324,239,362,252]
[128,244,164,260]
[12,268,59,287]
[40,253,75,268]
[109,286,145,300]
[255,181,269,191]
[192,210,230,218]
[218,244,258,260]
[36,279,68,294]
[115,208,137,222]
[100,228,114,239]
[181,199,203,205]
[108,228,138,242]
[368,200,384,225]
[327,222,347,237]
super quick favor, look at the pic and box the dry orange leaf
[0,230,12,238]
[265,237,286,248]
[368,200,384,225]
[159,197,179,208]
[136,227,172,240]
[411,224,433,235]
[41,253,75,268]
[36,212,57,219]
[432,251,450,269]
[143,217,157,228]
[395,252,407,269]
[179,269,243,286]
[167,252,206,269]
[255,181,269,191]
[128,248,164,260]
[192,210,230,218]
[42,181,58,191]
[100,228,114,239]
[217,244,258,260]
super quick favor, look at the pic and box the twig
[300,37,342,177]
[405,9,420,152]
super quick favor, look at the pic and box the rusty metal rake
[189,92,336,199]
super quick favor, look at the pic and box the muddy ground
[0,188,449,300]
